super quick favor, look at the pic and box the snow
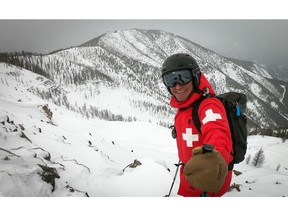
[280,84,286,104]
[252,63,273,79]
[0,95,177,197]
[1,63,288,215]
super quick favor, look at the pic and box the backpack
[192,92,248,170]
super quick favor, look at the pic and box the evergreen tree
[276,163,281,171]
[252,147,265,167]
[245,154,251,164]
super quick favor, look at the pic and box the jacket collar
[170,72,215,109]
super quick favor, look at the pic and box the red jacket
[170,72,233,197]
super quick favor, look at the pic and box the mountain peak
[1,29,288,128]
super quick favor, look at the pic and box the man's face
[170,81,193,102]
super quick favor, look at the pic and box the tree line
[0,52,51,79]
[249,126,288,141]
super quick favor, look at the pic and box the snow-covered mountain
[0,65,176,196]
[1,28,288,128]
[1,62,288,197]
[1,26,288,197]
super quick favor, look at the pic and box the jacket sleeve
[197,97,233,164]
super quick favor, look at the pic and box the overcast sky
[1,20,288,67]
[1,1,288,67]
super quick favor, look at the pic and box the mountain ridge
[1,28,287,129]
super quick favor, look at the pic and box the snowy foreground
[1,65,288,215]
[1,76,288,197]
[1,90,288,197]
[1,98,287,215]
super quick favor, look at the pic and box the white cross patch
[182,128,199,147]
[202,109,222,125]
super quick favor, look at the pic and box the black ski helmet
[161,53,201,90]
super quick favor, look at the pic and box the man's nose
[174,83,183,89]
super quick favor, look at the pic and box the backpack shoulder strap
[192,97,205,134]
[192,87,215,134]
[192,94,215,134]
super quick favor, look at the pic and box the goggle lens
[163,69,192,87]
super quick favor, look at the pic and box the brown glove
[183,145,228,193]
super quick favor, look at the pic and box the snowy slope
[0,99,177,197]
[0,64,177,196]
[1,62,288,198]
[228,136,288,197]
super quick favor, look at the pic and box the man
[161,53,233,196]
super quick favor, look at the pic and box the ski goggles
[162,69,192,88]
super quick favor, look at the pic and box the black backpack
[192,92,248,170]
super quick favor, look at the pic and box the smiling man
[161,53,233,197]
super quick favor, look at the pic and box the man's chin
[174,94,188,102]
